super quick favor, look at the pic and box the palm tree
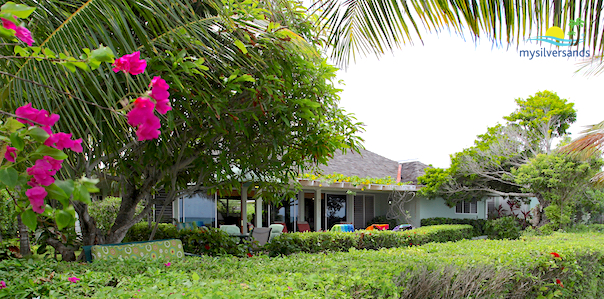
[311,0,604,67]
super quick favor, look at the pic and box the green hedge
[421,217,488,235]
[265,224,475,256]
[2,231,604,298]
[123,223,250,257]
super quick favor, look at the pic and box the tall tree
[418,91,576,209]
[1,0,364,259]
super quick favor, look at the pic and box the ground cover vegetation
[1,230,604,298]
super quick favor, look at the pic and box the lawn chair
[250,227,272,249]
[297,221,311,232]
[219,224,240,235]
[269,224,284,241]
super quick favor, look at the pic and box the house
[168,149,534,232]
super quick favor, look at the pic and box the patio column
[297,191,305,230]
[241,185,248,234]
[255,196,263,228]
[346,193,354,223]
[314,189,321,231]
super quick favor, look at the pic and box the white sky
[335,32,603,169]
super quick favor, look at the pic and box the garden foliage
[421,217,487,235]
[124,223,475,257]
[1,231,604,298]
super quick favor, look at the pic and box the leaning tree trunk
[531,194,550,228]
[46,238,76,261]
[16,214,31,256]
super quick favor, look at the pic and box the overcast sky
[334,32,603,169]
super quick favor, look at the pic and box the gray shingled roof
[318,149,399,179]
[399,161,430,183]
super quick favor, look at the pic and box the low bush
[265,224,475,256]
[484,216,522,240]
[421,217,487,235]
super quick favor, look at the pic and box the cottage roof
[318,149,399,179]
[399,161,430,183]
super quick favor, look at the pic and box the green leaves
[85,45,115,70]
[9,132,24,150]
[20,209,37,231]
[0,2,35,18]
[33,145,68,160]
[55,210,74,230]
[0,167,19,188]
[27,127,50,143]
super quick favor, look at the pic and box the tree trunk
[46,238,76,261]
[16,214,31,256]
[531,194,550,228]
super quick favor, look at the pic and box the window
[456,200,477,214]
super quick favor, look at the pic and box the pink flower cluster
[112,51,147,75]
[15,103,83,152]
[1,17,34,46]
[0,280,5,289]
[67,277,80,283]
[112,52,171,141]
[4,146,17,162]
[10,104,84,214]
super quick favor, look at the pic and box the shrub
[421,217,487,235]
[485,216,521,239]
[265,224,475,256]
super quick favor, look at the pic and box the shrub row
[265,224,475,256]
[2,231,604,298]
[421,217,487,235]
[124,223,475,257]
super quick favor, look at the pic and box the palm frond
[0,0,272,158]
[313,0,604,68]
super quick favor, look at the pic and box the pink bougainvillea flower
[1,18,34,46]
[43,156,63,171]
[556,279,564,288]
[0,280,5,289]
[26,158,56,186]
[67,277,80,283]
[44,132,83,153]
[164,262,171,267]
[25,186,46,214]
[15,103,59,134]
[149,76,171,114]
[550,252,560,258]
[127,97,161,141]
[5,146,17,162]
[135,118,161,141]
[112,51,147,75]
